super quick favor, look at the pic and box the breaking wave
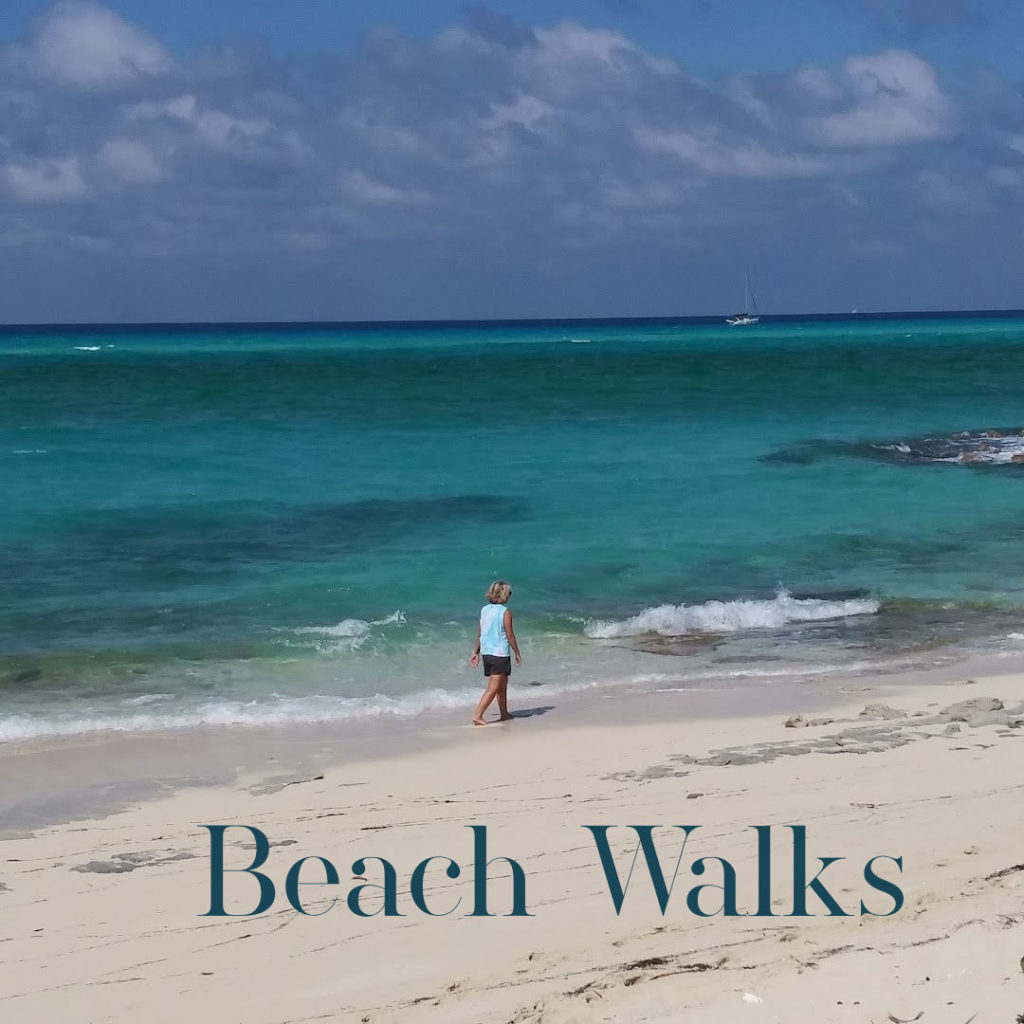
[0,679,595,743]
[286,611,406,650]
[585,590,879,639]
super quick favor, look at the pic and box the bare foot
[499,713,514,721]
[472,717,487,726]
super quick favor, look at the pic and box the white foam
[585,590,879,639]
[0,677,592,743]
[292,619,371,638]
[74,346,101,351]
[289,610,407,648]
[292,610,405,636]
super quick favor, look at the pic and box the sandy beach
[2,660,1022,1023]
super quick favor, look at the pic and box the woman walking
[469,580,522,725]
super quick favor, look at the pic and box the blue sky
[0,1,1022,321]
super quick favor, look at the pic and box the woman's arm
[470,621,481,666]
[504,609,522,665]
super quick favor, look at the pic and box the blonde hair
[486,580,512,604]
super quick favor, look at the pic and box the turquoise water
[5,316,1024,738]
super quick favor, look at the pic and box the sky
[0,1,1022,322]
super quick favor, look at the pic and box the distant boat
[726,274,760,326]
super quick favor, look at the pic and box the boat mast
[746,274,758,317]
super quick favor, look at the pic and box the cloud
[484,94,555,131]
[635,126,828,178]
[96,138,165,183]
[17,2,171,88]
[2,155,87,202]
[337,170,429,206]
[127,95,276,151]
[531,20,677,76]
[803,50,956,147]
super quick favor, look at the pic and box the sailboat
[726,274,760,326]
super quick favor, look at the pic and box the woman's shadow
[508,705,555,719]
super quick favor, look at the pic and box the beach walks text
[200,825,904,918]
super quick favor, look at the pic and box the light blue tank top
[480,603,509,656]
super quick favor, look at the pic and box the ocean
[5,314,1024,741]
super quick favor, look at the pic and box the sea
[5,313,1024,742]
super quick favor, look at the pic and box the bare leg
[473,676,502,725]
[497,675,512,720]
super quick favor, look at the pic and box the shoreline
[1,654,1022,1020]
[2,646,1018,834]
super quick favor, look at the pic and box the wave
[292,610,406,637]
[292,620,374,638]
[287,611,406,650]
[0,690,472,741]
[585,590,879,639]
[0,677,596,742]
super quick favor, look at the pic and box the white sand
[1,670,1022,1022]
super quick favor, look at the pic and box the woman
[469,580,522,725]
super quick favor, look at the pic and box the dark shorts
[482,654,512,678]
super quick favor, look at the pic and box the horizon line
[1,306,1023,334]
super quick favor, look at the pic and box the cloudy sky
[0,1,1022,322]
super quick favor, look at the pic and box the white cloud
[3,155,87,202]
[804,50,955,147]
[484,95,555,131]
[97,137,165,183]
[24,2,171,88]
[338,170,429,205]
[514,20,676,101]
[636,126,828,179]
[792,65,841,104]
[533,21,676,76]
[127,95,271,149]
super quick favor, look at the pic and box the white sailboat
[726,274,760,326]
